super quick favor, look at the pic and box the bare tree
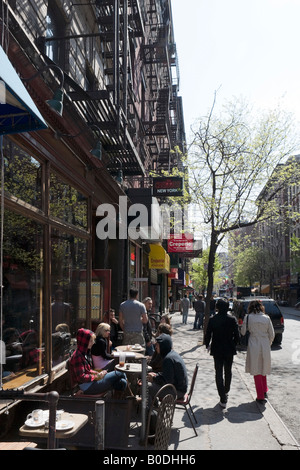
[188,95,300,332]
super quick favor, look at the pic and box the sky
[171,0,300,143]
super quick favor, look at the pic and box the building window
[50,172,88,230]
[51,228,87,339]
[2,211,44,388]
[2,137,42,210]
[46,0,66,67]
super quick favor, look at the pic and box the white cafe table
[115,363,151,374]
[115,359,151,443]
[113,345,145,359]
[19,411,88,442]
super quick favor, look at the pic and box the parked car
[232,297,284,345]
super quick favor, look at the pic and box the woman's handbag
[244,315,250,346]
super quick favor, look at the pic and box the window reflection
[51,228,87,366]
[50,172,88,230]
[2,211,44,386]
[2,137,42,209]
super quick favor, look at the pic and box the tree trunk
[203,230,219,338]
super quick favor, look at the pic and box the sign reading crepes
[167,233,194,253]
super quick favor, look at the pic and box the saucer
[56,420,74,431]
[25,418,45,428]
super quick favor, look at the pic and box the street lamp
[22,63,65,117]
[55,124,103,160]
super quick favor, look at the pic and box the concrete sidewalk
[130,309,300,451]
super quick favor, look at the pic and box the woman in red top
[69,328,127,395]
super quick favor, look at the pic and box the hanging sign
[153,177,183,196]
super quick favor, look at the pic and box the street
[238,306,300,444]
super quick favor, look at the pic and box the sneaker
[219,401,227,408]
[256,398,267,405]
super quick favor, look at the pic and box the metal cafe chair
[145,383,177,450]
[175,363,198,436]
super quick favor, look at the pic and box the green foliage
[234,245,264,287]
[187,95,300,317]
[190,248,222,292]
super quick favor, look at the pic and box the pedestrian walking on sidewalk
[193,295,206,329]
[180,295,190,324]
[241,300,275,404]
[205,298,240,408]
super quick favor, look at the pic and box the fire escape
[36,0,147,177]
[142,0,181,173]
[33,0,183,179]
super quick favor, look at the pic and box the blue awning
[0,45,47,135]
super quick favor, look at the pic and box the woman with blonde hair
[241,300,275,404]
[91,322,116,371]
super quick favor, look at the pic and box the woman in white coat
[241,300,275,404]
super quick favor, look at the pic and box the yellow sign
[149,244,170,273]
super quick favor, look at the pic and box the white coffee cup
[56,409,64,421]
[27,409,43,424]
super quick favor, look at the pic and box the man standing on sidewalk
[193,295,206,329]
[205,298,240,408]
[119,288,148,346]
[180,294,190,324]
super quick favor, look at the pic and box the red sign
[168,268,178,279]
[167,233,194,253]
[153,177,183,196]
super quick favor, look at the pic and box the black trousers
[213,354,234,403]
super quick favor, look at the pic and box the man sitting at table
[147,333,188,403]
[69,328,127,395]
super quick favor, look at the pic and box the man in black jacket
[205,298,240,408]
[147,333,188,403]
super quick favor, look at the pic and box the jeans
[80,370,127,395]
[193,311,204,329]
[182,311,188,324]
[213,354,234,403]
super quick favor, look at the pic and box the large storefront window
[2,211,44,387]
[1,138,90,382]
[2,137,42,209]
[50,172,88,230]
[51,229,87,365]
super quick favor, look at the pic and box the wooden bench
[0,441,37,450]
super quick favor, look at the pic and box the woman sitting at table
[103,309,122,349]
[91,323,117,372]
[69,328,127,395]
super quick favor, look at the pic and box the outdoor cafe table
[115,363,152,374]
[113,345,145,359]
[19,411,88,447]
[115,358,150,444]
